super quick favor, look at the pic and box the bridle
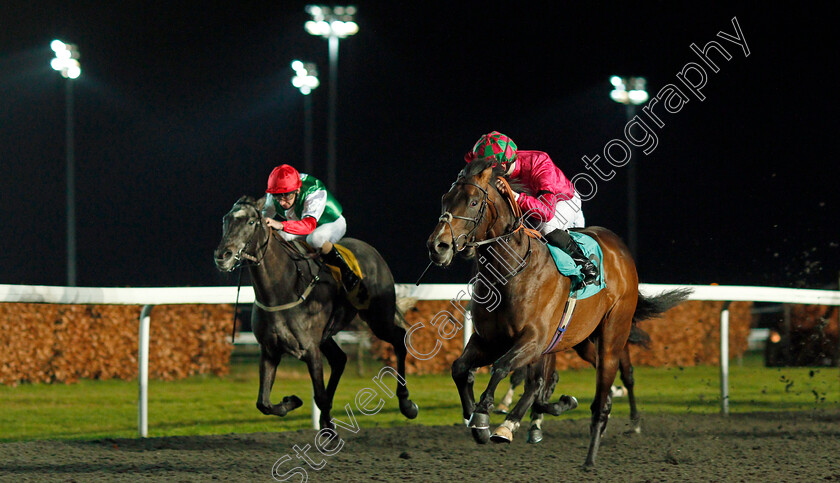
[438,172,540,280]
[438,176,495,251]
[225,200,324,312]
[225,201,271,271]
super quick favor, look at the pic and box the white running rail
[2,283,838,435]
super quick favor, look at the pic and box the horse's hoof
[490,426,513,444]
[468,412,490,430]
[560,395,578,412]
[527,428,543,444]
[282,395,304,411]
[493,420,519,442]
[399,399,419,419]
[471,427,491,444]
[468,413,491,444]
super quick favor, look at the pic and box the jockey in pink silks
[465,131,599,285]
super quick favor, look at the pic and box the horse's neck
[475,195,528,285]
[475,234,529,285]
[248,232,299,304]
[475,191,551,289]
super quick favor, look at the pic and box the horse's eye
[249,220,256,225]
[470,200,479,207]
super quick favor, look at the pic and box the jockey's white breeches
[278,215,347,248]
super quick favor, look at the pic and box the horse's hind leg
[303,345,339,430]
[618,345,641,433]
[584,310,632,467]
[319,338,347,427]
[361,306,418,419]
[577,339,641,433]
[492,355,553,443]
[256,346,303,417]
[528,366,556,444]
[495,366,526,414]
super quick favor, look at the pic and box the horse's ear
[478,164,496,185]
[256,195,266,210]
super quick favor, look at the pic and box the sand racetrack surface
[1,410,839,482]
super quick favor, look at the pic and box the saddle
[290,241,370,310]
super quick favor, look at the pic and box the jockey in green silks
[262,164,361,293]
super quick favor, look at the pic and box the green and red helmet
[464,131,518,167]
[266,164,302,194]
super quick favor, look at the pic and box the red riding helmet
[266,164,302,194]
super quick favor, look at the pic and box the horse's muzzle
[214,246,237,272]
[427,235,454,267]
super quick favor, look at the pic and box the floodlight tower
[304,5,358,193]
[51,40,81,286]
[292,61,320,175]
[609,76,648,259]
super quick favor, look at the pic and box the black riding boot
[322,246,362,293]
[544,229,600,286]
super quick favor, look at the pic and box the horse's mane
[234,195,266,211]
[460,157,533,197]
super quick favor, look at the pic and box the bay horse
[426,159,690,466]
[214,196,419,429]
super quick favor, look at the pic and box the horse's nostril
[436,242,450,253]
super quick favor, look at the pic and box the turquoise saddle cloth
[545,230,606,300]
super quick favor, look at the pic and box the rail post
[139,305,152,437]
[720,301,731,416]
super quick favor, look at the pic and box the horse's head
[426,159,509,267]
[214,195,267,272]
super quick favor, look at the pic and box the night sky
[1,2,837,289]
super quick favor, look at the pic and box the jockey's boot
[544,229,599,286]
[322,246,363,294]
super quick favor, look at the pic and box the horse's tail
[630,288,693,349]
[627,324,652,349]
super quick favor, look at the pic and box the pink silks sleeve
[515,152,575,222]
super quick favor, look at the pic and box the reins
[470,177,542,247]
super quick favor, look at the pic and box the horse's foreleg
[474,329,539,416]
[256,347,303,417]
[452,334,494,428]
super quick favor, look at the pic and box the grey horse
[214,196,418,428]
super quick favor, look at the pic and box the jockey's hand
[495,178,517,198]
[265,218,283,231]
